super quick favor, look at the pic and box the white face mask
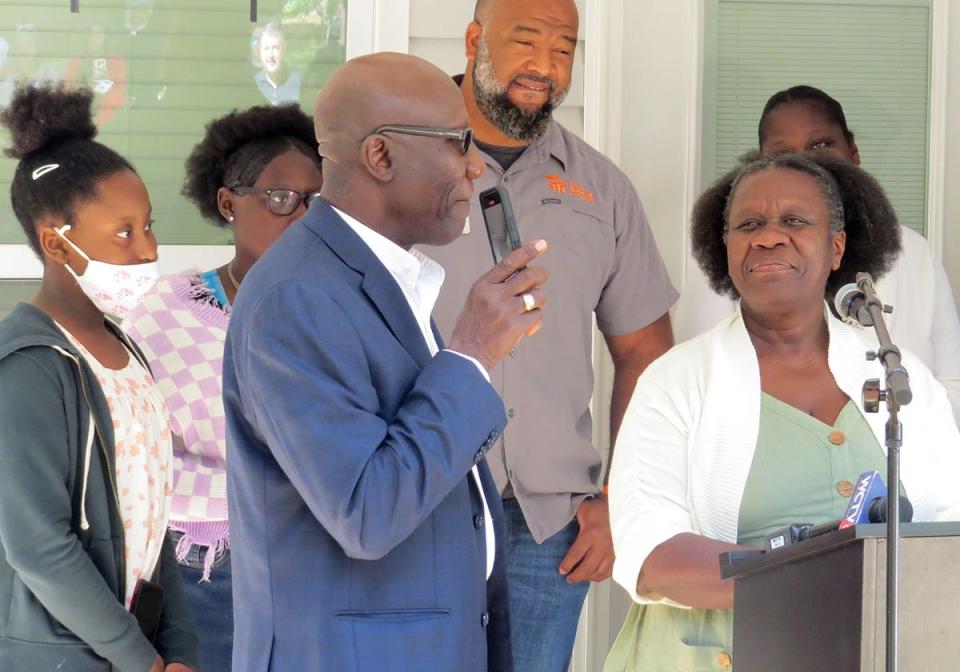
[55,225,159,318]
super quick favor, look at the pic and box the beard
[471,34,568,142]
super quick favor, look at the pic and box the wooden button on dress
[838,480,855,497]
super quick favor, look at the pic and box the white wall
[617,0,701,290]
[943,3,960,290]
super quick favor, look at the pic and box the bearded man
[421,1,679,670]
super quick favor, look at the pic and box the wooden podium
[719,522,960,671]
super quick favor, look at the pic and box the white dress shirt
[334,207,495,579]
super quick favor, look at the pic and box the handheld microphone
[838,470,887,529]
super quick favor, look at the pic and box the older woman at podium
[604,151,960,671]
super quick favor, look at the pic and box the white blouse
[60,326,173,608]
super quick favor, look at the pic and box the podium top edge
[719,521,960,579]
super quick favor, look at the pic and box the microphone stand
[856,272,911,672]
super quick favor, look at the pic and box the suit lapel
[304,200,433,369]
[359,271,433,369]
[431,319,444,350]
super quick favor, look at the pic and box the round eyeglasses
[230,187,323,216]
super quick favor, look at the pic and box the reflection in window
[0,0,347,245]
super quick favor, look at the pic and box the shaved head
[313,52,482,248]
[314,52,462,167]
[474,0,493,23]
[473,0,578,27]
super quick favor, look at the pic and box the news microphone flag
[838,470,887,529]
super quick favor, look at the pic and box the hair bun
[1,82,97,160]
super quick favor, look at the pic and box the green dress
[605,393,894,672]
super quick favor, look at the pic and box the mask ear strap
[54,225,92,263]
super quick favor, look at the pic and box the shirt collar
[332,206,445,307]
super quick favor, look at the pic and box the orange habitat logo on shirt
[546,174,594,203]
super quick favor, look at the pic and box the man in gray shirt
[253,23,301,106]
[423,0,678,669]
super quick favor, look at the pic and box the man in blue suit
[223,52,549,671]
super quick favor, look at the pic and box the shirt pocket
[518,198,613,311]
[337,608,458,672]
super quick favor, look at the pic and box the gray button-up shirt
[424,119,678,542]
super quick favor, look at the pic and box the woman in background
[124,103,322,671]
[0,83,196,671]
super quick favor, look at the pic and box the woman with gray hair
[604,151,960,671]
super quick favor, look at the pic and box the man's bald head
[473,0,578,26]
[312,52,482,249]
[474,0,493,23]
[314,52,463,166]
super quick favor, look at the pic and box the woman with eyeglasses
[123,103,322,672]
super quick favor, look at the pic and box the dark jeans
[503,498,590,672]
[173,533,233,672]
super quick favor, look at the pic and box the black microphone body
[869,495,913,524]
[763,495,913,551]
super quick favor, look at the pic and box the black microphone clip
[834,280,892,328]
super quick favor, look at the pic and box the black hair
[181,103,321,225]
[1,82,136,256]
[758,85,854,147]
[691,151,901,302]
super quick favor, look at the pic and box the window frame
[699,0,947,257]
[0,0,377,280]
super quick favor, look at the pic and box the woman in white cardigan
[672,85,960,427]
[605,151,960,671]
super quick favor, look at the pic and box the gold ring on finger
[522,292,536,312]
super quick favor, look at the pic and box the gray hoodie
[0,302,198,671]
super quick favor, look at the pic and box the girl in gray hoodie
[0,83,198,672]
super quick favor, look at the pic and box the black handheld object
[479,186,522,264]
[763,495,913,552]
[130,578,164,643]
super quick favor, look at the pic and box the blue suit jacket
[223,200,513,672]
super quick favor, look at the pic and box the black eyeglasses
[367,124,475,155]
[230,187,323,216]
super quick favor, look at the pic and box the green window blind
[0,0,346,245]
[702,0,931,235]
[0,279,36,317]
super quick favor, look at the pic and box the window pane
[703,0,930,235]
[0,0,346,244]
[0,279,37,317]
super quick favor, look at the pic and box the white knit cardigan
[609,304,960,605]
